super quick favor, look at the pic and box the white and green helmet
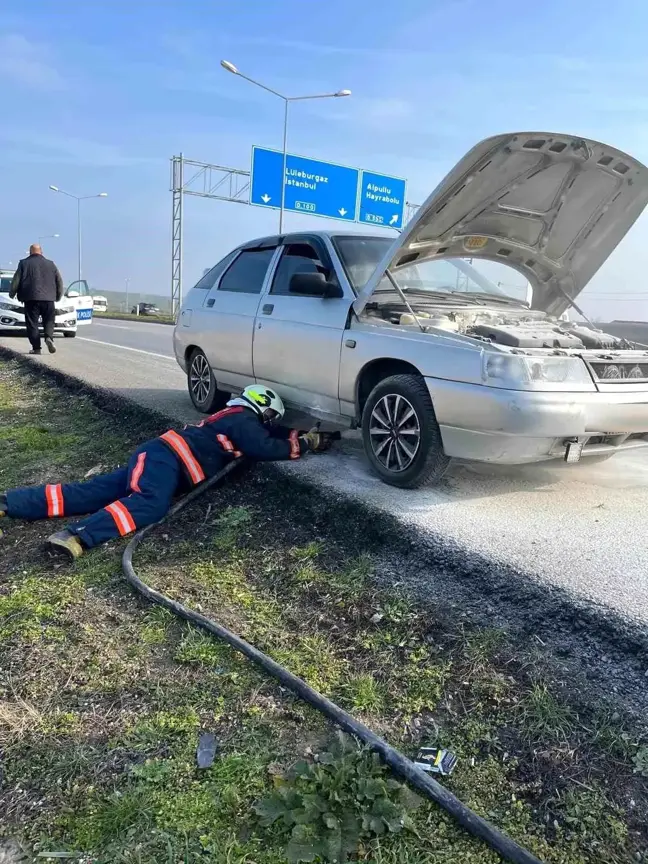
[229,385,286,421]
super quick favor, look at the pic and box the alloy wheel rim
[190,354,211,404]
[369,394,420,472]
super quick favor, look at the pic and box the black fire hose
[122,460,544,864]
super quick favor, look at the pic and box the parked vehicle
[0,272,94,338]
[64,280,95,325]
[132,302,161,316]
[93,295,108,312]
[174,131,648,487]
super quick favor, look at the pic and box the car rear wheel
[188,348,230,413]
[361,374,450,488]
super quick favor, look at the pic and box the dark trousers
[5,439,184,548]
[24,300,55,351]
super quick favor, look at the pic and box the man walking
[9,244,64,355]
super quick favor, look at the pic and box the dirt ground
[1,355,647,864]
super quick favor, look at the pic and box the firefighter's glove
[301,429,324,452]
[302,428,336,453]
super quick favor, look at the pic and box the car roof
[237,230,387,251]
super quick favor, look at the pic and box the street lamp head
[220,60,239,75]
[49,185,59,192]
[335,89,352,97]
[98,192,108,197]
[53,233,60,238]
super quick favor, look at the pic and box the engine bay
[362,300,627,351]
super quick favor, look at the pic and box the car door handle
[206,298,215,307]
[262,304,274,315]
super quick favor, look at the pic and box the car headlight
[482,352,594,390]
[0,301,20,312]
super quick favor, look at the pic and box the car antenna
[385,270,426,333]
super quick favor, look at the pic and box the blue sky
[2,0,648,318]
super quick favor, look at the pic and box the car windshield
[333,235,524,302]
[333,236,392,292]
[0,277,12,294]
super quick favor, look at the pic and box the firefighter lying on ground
[0,385,335,559]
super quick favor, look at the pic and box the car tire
[361,374,450,488]
[187,348,230,414]
[63,331,76,338]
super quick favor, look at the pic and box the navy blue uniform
[5,406,306,548]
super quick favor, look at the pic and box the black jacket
[159,405,307,485]
[10,254,64,303]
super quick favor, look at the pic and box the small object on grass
[38,853,79,859]
[415,747,458,776]
[84,465,103,478]
[196,732,218,769]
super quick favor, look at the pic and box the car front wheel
[63,331,76,338]
[187,348,230,413]
[361,374,450,488]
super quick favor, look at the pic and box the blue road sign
[250,146,358,222]
[358,170,407,230]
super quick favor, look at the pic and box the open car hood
[353,132,648,317]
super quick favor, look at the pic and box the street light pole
[49,186,108,285]
[77,198,82,286]
[220,61,351,233]
[281,98,289,233]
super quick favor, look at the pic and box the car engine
[368,302,628,351]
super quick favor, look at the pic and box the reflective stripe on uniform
[289,430,301,460]
[105,501,137,536]
[130,452,146,492]
[217,434,243,458]
[45,483,64,517]
[160,430,206,485]
[198,406,245,427]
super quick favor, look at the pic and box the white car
[93,295,108,313]
[0,272,94,337]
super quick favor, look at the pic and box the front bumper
[0,311,77,333]
[427,377,648,463]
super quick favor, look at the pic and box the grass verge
[1,358,647,863]
[92,311,174,325]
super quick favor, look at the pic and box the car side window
[270,243,329,296]
[193,251,238,290]
[218,248,275,295]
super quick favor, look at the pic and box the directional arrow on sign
[261,194,271,204]
[339,208,347,217]
[389,214,399,225]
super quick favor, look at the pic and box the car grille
[589,360,648,382]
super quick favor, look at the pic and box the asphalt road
[2,318,648,627]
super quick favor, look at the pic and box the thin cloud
[0,129,159,167]
[0,33,66,90]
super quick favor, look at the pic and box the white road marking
[92,322,134,330]
[76,336,176,361]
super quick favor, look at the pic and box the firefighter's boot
[47,530,84,560]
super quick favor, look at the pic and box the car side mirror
[289,272,343,298]
[66,290,80,298]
